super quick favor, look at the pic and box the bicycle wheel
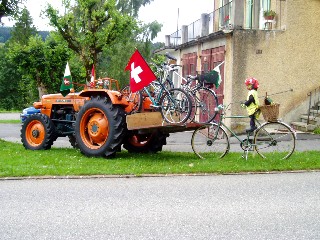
[163,77,174,90]
[180,84,197,122]
[188,93,197,122]
[120,85,142,114]
[254,121,296,159]
[160,88,192,124]
[191,123,230,159]
[193,87,218,123]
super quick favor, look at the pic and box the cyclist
[241,77,260,132]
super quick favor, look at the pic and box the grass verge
[313,127,320,135]
[0,120,21,124]
[0,110,20,113]
[1,140,319,178]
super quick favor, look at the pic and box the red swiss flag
[125,49,157,92]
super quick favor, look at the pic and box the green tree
[100,20,162,88]
[45,0,137,82]
[10,8,37,45]
[99,1,162,87]
[0,0,24,22]
[116,0,154,17]
[0,45,28,110]
[3,7,74,101]
[0,5,38,110]
[7,33,73,98]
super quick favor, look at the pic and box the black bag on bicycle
[198,70,220,87]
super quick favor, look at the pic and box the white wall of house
[157,0,320,131]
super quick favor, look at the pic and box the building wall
[230,0,320,125]
[160,0,320,131]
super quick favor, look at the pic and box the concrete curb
[1,170,319,181]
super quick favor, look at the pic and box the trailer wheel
[21,113,55,150]
[123,131,169,153]
[75,96,125,157]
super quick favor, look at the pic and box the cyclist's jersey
[246,89,259,116]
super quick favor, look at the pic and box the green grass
[0,120,21,124]
[0,109,20,113]
[313,127,320,135]
[0,140,319,178]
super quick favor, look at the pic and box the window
[245,0,253,28]
[219,0,232,29]
[261,0,271,12]
[260,0,271,29]
[244,0,271,29]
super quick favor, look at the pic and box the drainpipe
[307,91,312,125]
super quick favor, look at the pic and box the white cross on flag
[125,49,157,92]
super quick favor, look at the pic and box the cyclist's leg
[191,123,230,159]
[254,121,296,159]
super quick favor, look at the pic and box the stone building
[155,0,320,132]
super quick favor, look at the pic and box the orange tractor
[20,78,172,158]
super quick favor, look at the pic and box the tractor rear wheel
[75,96,126,158]
[123,131,169,153]
[21,113,56,150]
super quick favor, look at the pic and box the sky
[2,0,215,42]
[139,0,214,42]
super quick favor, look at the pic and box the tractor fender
[78,89,129,106]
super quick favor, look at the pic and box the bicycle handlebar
[168,64,182,70]
[151,62,182,72]
[215,103,233,113]
[215,104,224,112]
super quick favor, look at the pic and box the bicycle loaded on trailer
[124,52,220,124]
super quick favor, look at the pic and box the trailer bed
[126,112,203,133]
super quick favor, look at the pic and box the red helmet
[245,77,259,89]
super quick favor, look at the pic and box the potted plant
[263,10,276,20]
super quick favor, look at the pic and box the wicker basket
[260,103,280,122]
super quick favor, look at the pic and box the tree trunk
[37,82,48,99]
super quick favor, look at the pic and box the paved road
[0,172,319,239]
[0,113,20,120]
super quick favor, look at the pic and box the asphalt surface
[1,113,320,152]
[1,172,320,239]
[1,114,320,239]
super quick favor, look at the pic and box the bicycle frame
[215,112,262,143]
[143,80,173,107]
[200,103,296,160]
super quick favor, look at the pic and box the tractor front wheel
[21,113,56,150]
[75,96,125,158]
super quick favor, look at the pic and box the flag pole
[216,61,225,68]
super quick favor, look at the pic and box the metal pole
[307,91,312,125]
